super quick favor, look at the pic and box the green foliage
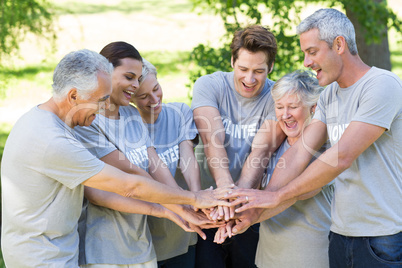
[336,0,402,44]
[0,0,56,62]
[187,0,402,96]
[0,0,56,99]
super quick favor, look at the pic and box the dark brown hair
[230,25,277,70]
[99,41,142,67]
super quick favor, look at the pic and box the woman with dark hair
[74,42,219,268]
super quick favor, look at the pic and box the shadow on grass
[55,0,194,17]
[1,64,55,79]
[141,51,191,77]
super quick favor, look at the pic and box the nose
[150,92,158,103]
[132,79,140,89]
[282,108,291,119]
[303,54,313,68]
[245,71,256,84]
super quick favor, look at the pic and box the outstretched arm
[193,106,233,187]
[237,119,285,189]
[229,120,385,213]
[193,106,234,221]
[179,140,201,192]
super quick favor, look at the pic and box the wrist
[216,177,234,188]
[150,203,165,218]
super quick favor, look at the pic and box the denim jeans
[329,231,402,268]
[195,224,259,268]
[157,245,196,268]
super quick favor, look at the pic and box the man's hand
[231,208,262,236]
[226,188,280,213]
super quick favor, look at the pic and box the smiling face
[69,71,112,127]
[130,73,163,123]
[232,48,270,98]
[300,28,342,87]
[275,93,313,145]
[110,57,142,109]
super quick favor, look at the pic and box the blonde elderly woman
[223,70,334,268]
[129,59,201,268]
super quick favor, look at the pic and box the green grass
[54,0,197,16]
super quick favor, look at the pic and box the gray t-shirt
[1,106,104,267]
[256,140,333,268]
[191,71,276,188]
[314,67,402,236]
[139,102,198,261]
[74,105,155,265]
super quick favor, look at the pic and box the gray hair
[52,49,113,101]
[139,58,157,84]
[271,70,323,107]
[296,8,358,55]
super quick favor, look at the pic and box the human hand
[179,205,226,228]
[193,185,234,209]
[207,183,238,221]
[213,220,236,244]
[231,208,262,236]
[163,207,193,233]
[225,188,280,213]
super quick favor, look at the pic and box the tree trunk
[345,0,392,70]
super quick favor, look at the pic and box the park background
[0,0,401,266]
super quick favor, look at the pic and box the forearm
[179,140,202,191]
[148,147,181,188]
[124,173,196,205]
[204,145,233,187]
[276,146,343,203]
[194,106,233,187]
[85,186,168,217]
[256,197,297,223]
[237,120,285,189]
[237,149,271,189]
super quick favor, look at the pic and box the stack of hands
[175,185,270,244]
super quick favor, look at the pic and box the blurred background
[0,0,402,265]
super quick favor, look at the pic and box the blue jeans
[329,231,402,267]
[157,245,196,268]
[195,224,259,268]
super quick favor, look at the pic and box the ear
[231,56,234,68]
[311,104,317,114]
[67,88,78,105]
[334,36,346,55]
[268,62,274,74]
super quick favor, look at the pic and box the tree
[0,0,55,62]
[187,0,402,96]
[0,0,56,95]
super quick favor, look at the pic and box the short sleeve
[352,74,402,130]
[313,88,328,124]
[74,124,117,159]
[42,134,105,189]
[175,103,198,144]
[191,72,224,110]
[263,93,277,121]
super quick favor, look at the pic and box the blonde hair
[271,70,323,107]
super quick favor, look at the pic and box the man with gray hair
[227,8,402,267]
[1,49,230,267]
